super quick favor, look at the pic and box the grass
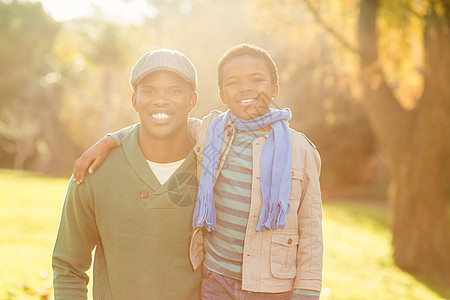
[0,169,68,299]
[0,169,448,299]
[321,201,449,299]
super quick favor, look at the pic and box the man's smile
[148,109,174,123]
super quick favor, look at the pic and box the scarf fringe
[256,200,291,231]
[192,189,217,231]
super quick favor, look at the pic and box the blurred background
[0,0,449,299]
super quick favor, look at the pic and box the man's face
[219,55,278,120]
[132,70,197,141]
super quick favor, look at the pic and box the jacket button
[140,191,148,198]
[197,146,201,152]
[227,130,232,137]
[287,238,292,245]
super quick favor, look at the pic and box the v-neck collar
[122,124,195,194]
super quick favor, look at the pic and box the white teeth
[240,99,255,103]
[152,113,170,120]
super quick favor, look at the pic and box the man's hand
[73,136,117,185]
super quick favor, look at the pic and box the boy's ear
[219,91,226,104]
[131,93,138,112]
[189,92,198,112]
[271,84,279,99]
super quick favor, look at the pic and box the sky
[26,0,158,24]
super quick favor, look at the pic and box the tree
[356,0,450,279]
[275,0,450,280]
[0,0,60,170]
[84,21,129,135]
[0,103,40,170]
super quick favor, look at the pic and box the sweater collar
[122,124,196,193]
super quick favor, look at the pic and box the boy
[52,49,201,299]
[74,44,323,299]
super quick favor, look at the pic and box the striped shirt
[203,129,269,280]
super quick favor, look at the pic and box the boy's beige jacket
[188,111,323,293]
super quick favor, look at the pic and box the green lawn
[0,169,448,299]
[0,169,68,299]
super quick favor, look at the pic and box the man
[52,49,201,299]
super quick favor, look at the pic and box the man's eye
[169,89,181,94]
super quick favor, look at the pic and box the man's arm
[73,124,136,185]
[293,147,323,296]
[52,178,99,299]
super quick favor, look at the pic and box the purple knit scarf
[192,108,292,231]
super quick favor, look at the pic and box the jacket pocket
[270,233,299,279]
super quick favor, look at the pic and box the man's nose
[152,97,170,106]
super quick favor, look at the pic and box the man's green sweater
[52,125,201,299]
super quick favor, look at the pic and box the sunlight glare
[322,287,331,297]
[39,270,49,279]
[27,0,157,24]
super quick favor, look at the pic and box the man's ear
[189,92,198,112]
[219,91,226,105]
[131,93,138,112]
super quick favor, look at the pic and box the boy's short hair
[217,44,279,93]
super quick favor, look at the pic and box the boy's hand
[73,136,117,185]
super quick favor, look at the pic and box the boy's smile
[220,55,279,120]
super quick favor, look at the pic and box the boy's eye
[253,77,266,82]
[142,89,155,95]
[169,89,181,95]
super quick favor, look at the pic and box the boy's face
[132,70,197,141]
[219,55,278,120]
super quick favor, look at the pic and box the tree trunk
[358,0,450,280]
[13,151,25,170]
[102,64,112,136]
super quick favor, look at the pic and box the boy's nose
[239,81,253,92]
